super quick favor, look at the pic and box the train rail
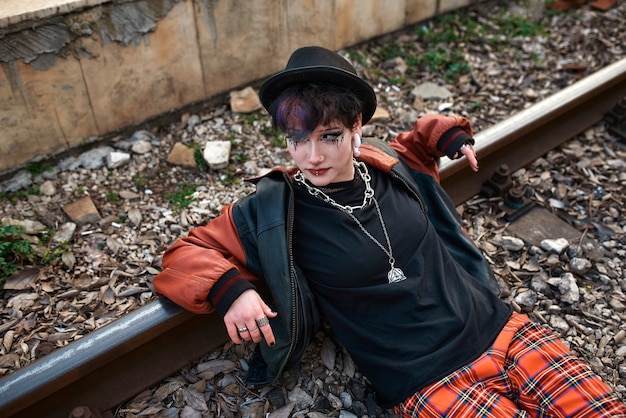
[2,58,626,418]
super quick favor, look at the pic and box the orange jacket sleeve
[153,206,258,314]
[390,113,474,183]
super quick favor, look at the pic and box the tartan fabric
[394,312,626,417]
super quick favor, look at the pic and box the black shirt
[292,165,511,407]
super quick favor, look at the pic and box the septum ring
[256,316,269,327]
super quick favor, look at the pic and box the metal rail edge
[0,299,229,417]
[1,58,626,418]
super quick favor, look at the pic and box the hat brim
[259,66,377,125]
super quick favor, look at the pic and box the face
[286,119,361,186]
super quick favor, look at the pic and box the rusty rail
[1,58,626,418]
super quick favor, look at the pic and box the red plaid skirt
[394,312,626,417]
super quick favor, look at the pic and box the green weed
[263,126,285,148]
[220,168,242,186]
[241,111,264,125]
[41,241,69,265]
[348,50,367,65]
[106,192,120,203]
[380,44,406,60]
[194,148,208,172]
[408,8,546,82]
[419,45,471,82]
[0,184,39,201]
[25,162,52,176]
[493,13,544,38]
[165,182,197,213]
[0,225,36,287]
[133,174,148,188]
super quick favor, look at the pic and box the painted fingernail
[269,342,275,347]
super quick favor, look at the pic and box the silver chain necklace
[294,161,407,284]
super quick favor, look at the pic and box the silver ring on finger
[256,316,269,328]
[238,326,248,333]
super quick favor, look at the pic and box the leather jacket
[153,114,497,385]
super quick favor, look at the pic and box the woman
[154,46,626,417]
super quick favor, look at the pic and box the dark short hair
[269,83,363,139]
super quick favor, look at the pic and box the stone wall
[0,0,477,174]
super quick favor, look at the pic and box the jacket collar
[357,143,399,172]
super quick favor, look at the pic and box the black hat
[259,46,377,124]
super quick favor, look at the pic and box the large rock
[229,86,262,113]
[63,197,101,224]
[203,141,231,170]
[167,143,197,167]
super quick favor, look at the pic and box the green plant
[432,15,463,42]
[444,60,472,82]
[493,13,544,38]
[418,15,480,44]
[41,241,69,265]
[0,185,40,203]
[241,111,264,125]
[194,148,208,171]
[263,126,285,148]
[219,167,242,186]
[38,229,53,245]
[411,9,546,80]
[133,173,148,188]
[165,182,197,213]
[106,191,120,203]
[347,50,366,65]
[419,45,472,82]
[0,225,36,286]
[25,162,52,176]
[530,52,546,66]
[226,133,238,145]
[380,44,405,60]
[220,172,241,186]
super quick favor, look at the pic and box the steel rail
[0,299,229,417]
[1,58,626,418]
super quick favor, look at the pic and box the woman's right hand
[223,289,277,346]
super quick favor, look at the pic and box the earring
[353,133,361,157]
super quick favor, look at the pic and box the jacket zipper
[281,172,298,376]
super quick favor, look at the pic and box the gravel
[1,1,625,416]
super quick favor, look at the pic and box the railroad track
[2,58,626,418]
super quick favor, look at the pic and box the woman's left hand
[459,143,479,172]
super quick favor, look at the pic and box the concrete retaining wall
[0,0,477,174]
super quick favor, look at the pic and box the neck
[295,160,374,213]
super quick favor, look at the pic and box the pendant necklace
[294,161,407,284]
